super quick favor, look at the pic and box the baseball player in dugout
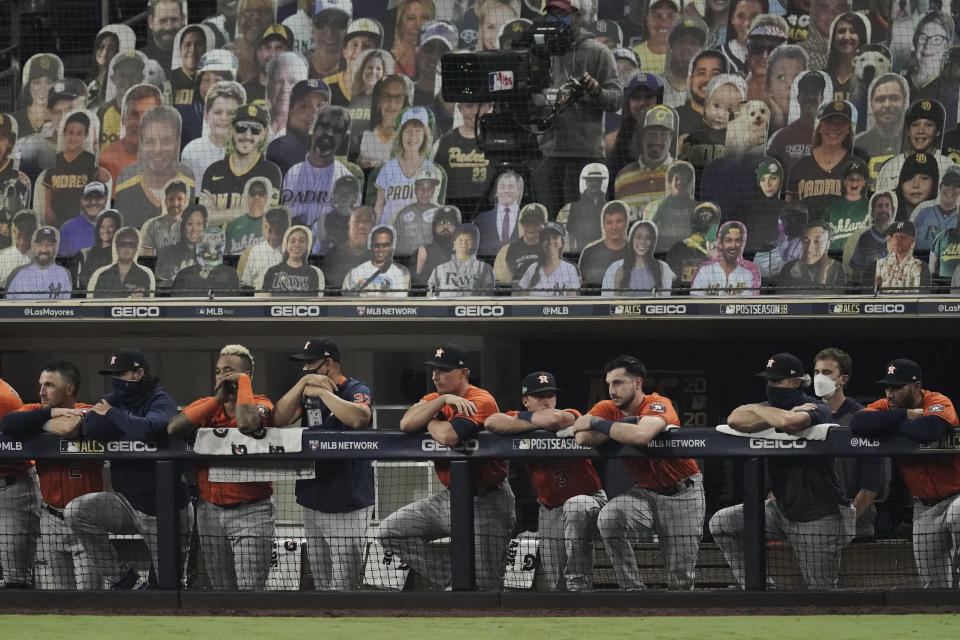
[0,362,102,589]
[379,343,515,590]
[0,375,32,588]
[572,355,705,590]
[168,344,275,591]
[272,337,375,591]
[851,359,960,588]
[484,371,607,591]
[710,353,855,591]
[812,348,890,541]
[64,349,190,590]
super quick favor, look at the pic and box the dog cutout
[726,100,770,155]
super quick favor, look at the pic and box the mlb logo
[513,439,531,450]
[59,441,80,453]
[309,440,320,451]
[488,71,514,92]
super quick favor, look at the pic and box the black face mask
[298,361,325,379]
[765,384,808,410]
[111,377,147,404]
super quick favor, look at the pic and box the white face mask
[813,373,838,398]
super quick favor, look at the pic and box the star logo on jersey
[649,401,666,414]
[888,365,896,374]
[435,348,444,358]
[929,404,945,413]
[538,375,550,384]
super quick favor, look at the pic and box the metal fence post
[155,460,181,590]
[449,459,476,591]
[742,457,766,590]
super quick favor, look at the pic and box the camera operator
[533,0,621,217]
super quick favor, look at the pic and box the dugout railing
[2,426,959,601]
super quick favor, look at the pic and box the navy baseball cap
[290,337,341,362]
[99,349,149,375]
[887,220,916,238]
[521,371,561,396]
[756,353,805,379]
[423,343,470,370]
[82,181,108,198]
[627,72,663,97]
[876,359,922,385]
[34,227,58,244]
[289,79,330,108]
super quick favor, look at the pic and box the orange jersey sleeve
[920,391,959,425]
[0,381,28,477]
[639,393,681,427]
[0,379,24,415]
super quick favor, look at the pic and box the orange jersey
[588,393,699,490]
[188,394,275,506]
[0,377,28,478]
[864,390,960,500]
[508,409,602,509]
[423,385,507,488]
[18,402,104,508]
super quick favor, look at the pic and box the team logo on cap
[916,153,927,163]
[767,359,775,368]
[435,348,444,358]
[888,365,896,374]
[654,108,667,122]
[922,100,932,111]
[248,106,257,116]
[768,163,778,173]
[110,356,117,365]
[40,56,51,69]
[834,101,843,111]
[304,341,311,349]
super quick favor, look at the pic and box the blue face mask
[765,384,808,410]
[546,13,573,27]
[111,377,146,404]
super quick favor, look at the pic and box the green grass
[3,615,960,640]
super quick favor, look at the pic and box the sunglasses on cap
[235,122,264,135]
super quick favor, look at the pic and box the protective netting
[1,453,953,591]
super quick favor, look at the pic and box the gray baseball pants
[598,473,705,590]
[378,482,516,590]
[538,490,607,591]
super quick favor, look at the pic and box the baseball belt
[649,477,696,497]
[44,504,65,519]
